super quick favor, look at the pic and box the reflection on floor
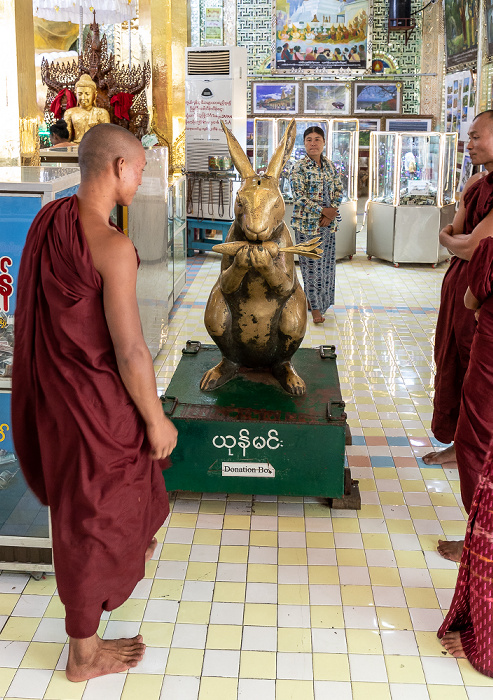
[1,244,491,700]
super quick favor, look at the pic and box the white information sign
[222,462,275,478]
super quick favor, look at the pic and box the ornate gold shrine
[41,14,150,140]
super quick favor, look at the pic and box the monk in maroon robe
[430,112,493,561]
[12,123,177,681]
[438,434,493,677]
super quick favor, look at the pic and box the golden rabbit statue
[201,119,309,396]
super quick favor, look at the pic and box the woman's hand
[320,215,331,227]
[321,207,338,223]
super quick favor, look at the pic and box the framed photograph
[444,0,477,68]
[488,0,493,57]
[358,118,381,147]
[353,82,401,114]
[303,82,351,115]
[252,82,299,115]
[272,0,371,74]
[384,116,433,132]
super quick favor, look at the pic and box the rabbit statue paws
[200,358,240,392]
[272,361,306,396]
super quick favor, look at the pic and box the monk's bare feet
[440,631,466,658]
[437,538,464,562]
[311,310,325,324]
[66,633,146,682]
[145,537,158,563]
[422,444,456,466]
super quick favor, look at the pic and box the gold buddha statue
[64,74,110,144]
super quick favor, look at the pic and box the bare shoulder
[86,221,136,278]
[463,171,485,194]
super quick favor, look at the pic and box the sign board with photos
[273,0,371,73]
[444,70,475,136]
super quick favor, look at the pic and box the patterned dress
[290,155,343,314]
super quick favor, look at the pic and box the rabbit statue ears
[220,119,297,181]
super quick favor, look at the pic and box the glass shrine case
[254,118,359,260]
[367,131,458,266]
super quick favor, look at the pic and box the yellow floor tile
[109,598,147,621]
[304,503,331,518]
[441,522,467,536]
[310,605,344,629]
[346,628,382,654]
[149,579,184,600]
[278,584,309,606]
[145,560,158,578]
[336,550,367,567]
[278,517,305,532]
[385,655,425,683]
[341,585,374,607]
[252,502,278,516]
[400,480,426,492]
[122,674,163,700]
[20,642,64,669]
[429,569,460,589]
[415,631,448,657]
[373,468,397,479]
[376,607,412,630]
[0,668,16,696]
[213,582,246,603]
[332,518,361,533]
[362,534,392,550]
[378,492,406,506]
[168,512,197,528]
[44,670,86,699]
[160,543,191,561]
[458,658,493,685]
[199,677,238,700]
[206,624,242,650]
[306,532,335,549]
[219,546,249,564]
[239,650,276,679]
[199,501,226,514]
[308,566,339,585]
[369,567,401,587]
[193,529,222,545]
[186,562,217,582]
[358,505,384,518]
[277,627,312,652]
[0,593,19,616]
[247,564,277,583]
[176,601,211,625]
[427,686,468,700]
[223,515,251,530]
[278,548,307,566]
[276,679,314,700]
[393,549,426,568]
[420,468,446,479]
[139,621,174,647]
[386,520,416,534]
[23,576,58,596]
[357,479,377,492]
[0,617,41,641]
[312,653,350,681]
[429,492,460,506]
[166,648,204,676]
[155,526,167,542]
[418,534,443,552]
[352,682,391,700]
[250,531,278,547]
[243,603,277,627]
[409,506,438,520]
[404,587,439,608]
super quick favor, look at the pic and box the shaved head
[473,110,493,127]
[78,123,144,180]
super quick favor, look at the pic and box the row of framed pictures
[252,81,402,116]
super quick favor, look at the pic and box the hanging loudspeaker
[389,0,412,27]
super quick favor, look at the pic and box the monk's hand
[147,414,177,460]
[475,308,481,323]
[439,224,454,245]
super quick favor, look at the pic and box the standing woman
[290,126,343,323]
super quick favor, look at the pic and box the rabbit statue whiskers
[201,119,308,396]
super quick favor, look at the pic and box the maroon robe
[438,435,493,677]
[12,196,169,638]
[454,235,493,513]
[432,172,493,444]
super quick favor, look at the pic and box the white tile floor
[1,227,492,700]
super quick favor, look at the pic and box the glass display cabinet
[275,117,358,260]
[367,131,458,266]
[253,118,279,174]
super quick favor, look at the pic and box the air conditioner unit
[185,46,247,174]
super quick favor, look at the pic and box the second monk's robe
[12,196,169,639]
[432,171,493,444]
[438,434,493,678]
[455,235,493,513]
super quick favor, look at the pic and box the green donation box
[162,343,354,501]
